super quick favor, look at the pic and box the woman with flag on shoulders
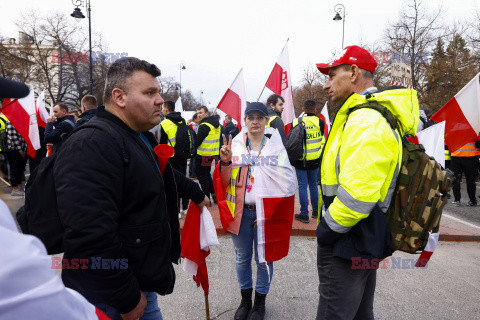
[213,102,296,320]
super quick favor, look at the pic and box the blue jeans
[295,168,319,216]
[96,291,162,320]
[231,208,273,295]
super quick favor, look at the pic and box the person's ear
[350,65,360,83]
[112,88,127,108]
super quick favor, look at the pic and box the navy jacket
[44,115,75,153]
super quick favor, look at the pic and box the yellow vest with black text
[292,116,324,161]
[197,123,221,156]
[225,167,240,218]
[160,119,178,147]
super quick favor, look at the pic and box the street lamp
[179,63,186,96]
[71,0,93,95]
[333,4,345,49]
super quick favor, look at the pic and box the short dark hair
[192,113,198,121]
[163,100,175,112]
[103,57,161,104]
[55,102,69,113]
[341,64,373,80]
[225,115,232,121]
[304,99,316,113]
[266,94,284,108]
[81,95,97,110]
[196,106,209,114]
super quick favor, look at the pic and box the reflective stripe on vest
[225,168,240,218]
[266,115,279,128]
[292,116,324,161]
[197,122,221,156]
[160,119,178,147]
[451,143,476,157]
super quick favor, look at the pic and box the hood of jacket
[166,112,186,125]
[200,115,220,127]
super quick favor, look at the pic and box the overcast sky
[1,0,478,107]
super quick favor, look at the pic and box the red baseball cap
[316,45,378,75]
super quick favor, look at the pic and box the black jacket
[224,122,239,140]
[159,112,186,145]
[267,108,287,146]
[44,115,75,153]
[196,115,221,149]
[54,106,205,313]
[75,108,97,128]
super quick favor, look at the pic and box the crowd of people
[0,45,477,320]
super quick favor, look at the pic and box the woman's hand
[220,134,233,162]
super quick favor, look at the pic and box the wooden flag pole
[0,176,11,187]
[205,294,210,320]
[256,85,266,102]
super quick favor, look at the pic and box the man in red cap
[314,46,419,319]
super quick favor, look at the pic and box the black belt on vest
[244,204,256,211]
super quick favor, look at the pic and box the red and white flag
[415,231,439,268]
[216,69,247,131]
[265,41,295,132]
[319,102,330,138]
[2,90,41,157]
[36,90,49,128]
[181,204,219,296]
[416,121,446,168]
[431,73,480,152]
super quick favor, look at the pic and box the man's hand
[121,291,146,320]
[197,195,210,211]
[47,116,55,123]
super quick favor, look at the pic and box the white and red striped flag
[319,102,330,138]
[3,90,41,157]
[415,231,439,268]
[265,41,295,133]
[36,90,49,128]
[431,73,480,152]
[216,69,246,131]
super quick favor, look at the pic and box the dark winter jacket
[224,122,239,140]
[75,108,97,128]
[54,106,205,314]
[44,115,75,153]
[267,108,287,146]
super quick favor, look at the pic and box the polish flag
[265,41,295,132]
[416,121,446,168]
[181,203,219,295]
[431,73,480,152]
[2,90,41,157]
[319,102,330,138]
[216,69,246,131]
[415,231,439,268]
[36,90,49,128]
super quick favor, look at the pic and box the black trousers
[28,143,47,174]
[7,150,27,188]
[451,156,477,203]
[316,244,376,320]
[195,155,218,199]
[170,157,189,211]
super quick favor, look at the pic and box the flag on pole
[416,121,446,168]
[2,90,41,157]
[36,90,49,128]
[216,69,247,131]
[175,96,184,118]
[431,73,480,152]
[415,231,439,268]
[264,41,295,131]
[319,102,330,138]
[181,203,219,295]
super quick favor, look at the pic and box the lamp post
[179,63,186,97]
[333,4,345,49]
[71,0,93,95]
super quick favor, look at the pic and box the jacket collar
[78,108,96,119]
[95,106,139,135]
[56,114,75,124]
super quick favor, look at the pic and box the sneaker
[452,201,461,207]
[467,201,477,207]
[11,188,24,197]
[294,214,309,224]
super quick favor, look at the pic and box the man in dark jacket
[54,57,209,320]
[160,100,189,216]
[266,94,287,146]
[44,102,75,153]
[195,105,221,203]
[224,115,239,140]
[75,94,97,127]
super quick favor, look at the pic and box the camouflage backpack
[350,102,455,254]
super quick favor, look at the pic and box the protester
[160,100,189,216]
[196,105,222,204]
[218,102,296,320]
[265,93,287,146]
[5,119,27,196]
[451,142,477,206]
[291,99,325,223]
[188,113,200,179]
[44,102,75,153]
[0,113,8,178]
[224,114,239,140]
[75,94,98,127]
[315,45,419,319]
[53,57,208,320]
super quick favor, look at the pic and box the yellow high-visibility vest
[292,116,324,161]
[197,122,221,156]
[160,119,178,147]
[266,115,279,128]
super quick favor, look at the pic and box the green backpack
[350,102,455,254]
